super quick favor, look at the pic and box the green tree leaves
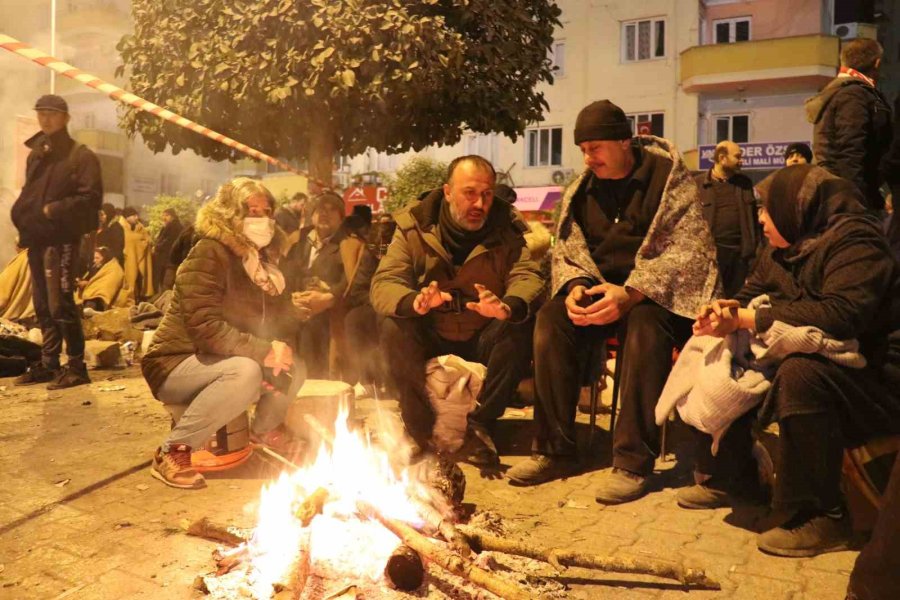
[118,0,560,180]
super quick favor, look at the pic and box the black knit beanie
[574,100,632,144]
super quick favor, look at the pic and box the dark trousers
[344,304,383,386]
[690,412,756,480]
[27,243,85,370]
[532,295,693,474]
[848,453,900,600]
[380,315,533,449]
[297,312,330,379]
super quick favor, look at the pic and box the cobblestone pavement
[0,366,859,599]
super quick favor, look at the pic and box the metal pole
[49,0,56,93]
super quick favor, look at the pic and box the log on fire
[357,500,532,600]
[384,544,425,591]
[185,517,246,546]
[458,526,721,589]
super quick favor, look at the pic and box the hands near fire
[465,283,511,320]
[693,299,754,337]
[292,291,334,319]
[263,340,293,376]
[566,283,643,326]
[413,281,452,315]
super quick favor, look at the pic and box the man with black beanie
[507,100,721,506]
[10,94,102,389]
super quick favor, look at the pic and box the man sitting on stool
[507,100,719,503]
[371,155,544,466]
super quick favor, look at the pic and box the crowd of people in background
[4,36,900,600]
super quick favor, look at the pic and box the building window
[627,112,665,137]
[713,17,751,44]
[714,115,750,143]
[622,17,666,62]
[548,41,566,76]
[160,172,181,195]
[464,133,497,162]
[525,126,562,167]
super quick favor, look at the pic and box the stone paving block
[726,573,803,599]
[678,548,746,584]
[800,550,857,575]
[625,526,698,557]
[76,567,167,598]
[1,544,81,580]
[797,567,851,600]
[5,571,76,600]
[683,531,754,558]
[639,506,718,536]
[733,550,804,583]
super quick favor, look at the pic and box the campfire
[189,404,721,599]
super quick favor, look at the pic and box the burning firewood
[295,487,329,526]
[384,544,425,591]
[184,517,247,546]
[457,526,721,589]
[214,544,249,576]
[409,496,471,557]
[357,500,532,600]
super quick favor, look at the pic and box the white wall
[698,92,815,145]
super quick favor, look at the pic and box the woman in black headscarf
[690,164,900,558]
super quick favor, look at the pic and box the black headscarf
[756,165,868,249]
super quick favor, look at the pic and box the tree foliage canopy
[145,193,198,237]
[384,156,447,213]
[117,0,561,175]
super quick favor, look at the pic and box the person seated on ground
[96,203,125,266]
[142,177,307,490]
[506,100,719,497]
[76,246,125,312]
[151,208,182,292]
[284,191,348,378]
[121,206,154,302]
[371,155,544,466]
[687,164,900,557]
[784,142,813,167]
[0,243,35,322]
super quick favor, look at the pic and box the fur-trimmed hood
[552,135,720,318]
[194,202,287,263]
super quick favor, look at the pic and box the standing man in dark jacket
[371,156,544,466]
[695,140,759,297]
[152,208,183,292]
[805,38,892,210]
[507,101,719,501]
[10,95,102,389]
[880,94,900,260]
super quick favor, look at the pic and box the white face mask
[243,217,275,248]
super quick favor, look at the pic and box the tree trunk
[308,112,335,192]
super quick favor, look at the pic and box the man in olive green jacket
[371,156,544,465]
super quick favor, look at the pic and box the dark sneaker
[677,471,766,510]
[507,454,578,486]
[151,445,206,489]
[757,510,852,557]
[595,468,650,505]
[677,481,731,509]
[14,364,59,386]
[46,365,91,390]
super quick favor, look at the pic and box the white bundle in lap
[425,354,486,453]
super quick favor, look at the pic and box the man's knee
[222,356,263,392]
[623,302,671,351]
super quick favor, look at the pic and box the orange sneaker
[151,445,206,489]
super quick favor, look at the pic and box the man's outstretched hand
[414,280,452,315]
[465,283,511,320]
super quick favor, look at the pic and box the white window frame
[525,125,563,168]
[713,16,752,43]
[548,40,566,77]
[621,17,666,63]
[464,132,497,163]
[626,112,665,138]
[712,114,750,144]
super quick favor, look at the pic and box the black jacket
[284,226,348,297]
[97,220,125,266]
[11,129,103,248]
[805,77,892,210]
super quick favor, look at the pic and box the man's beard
[450,202,485,231]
